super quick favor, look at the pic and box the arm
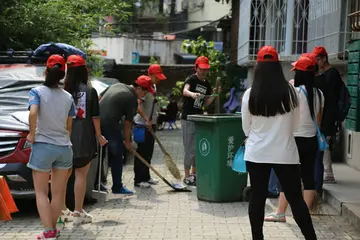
[241,90,251,136]
[123,102,137,150]
[66,117,73,136]
[204,96,216,107]
[183,83,200,99]
[316,91,324,125]
[27,89,40,143]
[90,88,108,146]
[123,120,132,150]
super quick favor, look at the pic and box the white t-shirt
[241,88,300,165]
[294,86,324,138]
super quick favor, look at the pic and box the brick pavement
[1,128,360,239]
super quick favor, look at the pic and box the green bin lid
[187,113,242,123]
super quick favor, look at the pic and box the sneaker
[135,182,151,188]
[148,178,159,185]
[112,186,134,195]
[59,208,73,222]
[73,209,93,225]
[264,213,286,222]
[37,230,57,240]
[324,177,337,184]
[183,175,196,186]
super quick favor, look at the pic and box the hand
[145,119,152,130]
[191,92,201,99]
[123,140,133,151]
[26,133,35,144]
[97,135,108,146]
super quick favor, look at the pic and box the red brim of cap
[198,63,210,69]
[290,61,297,71]
[154,73,166,80]
[148,87,155,94]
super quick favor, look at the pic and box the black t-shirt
[99,83,138,126]
[181,74,212,120]
[74,84,99,120]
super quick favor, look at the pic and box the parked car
[0,64,118,205]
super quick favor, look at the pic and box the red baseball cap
[66,55,86,68]
[312,46,328,57]
[257,46,279,62]
[291,55,316,72]
[195,56,210,69]
[47,55,66,72]
[136,75,155,94]
[148,64,166,80]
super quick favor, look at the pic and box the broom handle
[130,148,166,180]
[98,145,102,192]
[149,129,167,153]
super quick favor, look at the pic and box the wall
[91,36,184,65]
[187,1,231,30]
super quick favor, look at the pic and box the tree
[0,0,132,51]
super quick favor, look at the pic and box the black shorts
[279,136,318,191]
[73,154,96,169]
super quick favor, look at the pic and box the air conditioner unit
[196,0,204,8]
[182,0,189,10]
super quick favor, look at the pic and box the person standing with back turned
[181,56,219,186]
[241,46,317,240]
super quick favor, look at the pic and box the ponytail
[44,65,65,88]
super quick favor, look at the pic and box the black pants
[134,125,156,184]
[247,161,317,240]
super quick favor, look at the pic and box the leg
[182,120,191,178]
[62,168,72,211]
[182,120,196,185]
[314,151,324,193]
[50,168,72,228]
[33,170,53,229]
[246,161,272,240]
[273,164,317,240]
[323,148,335,182]
[145,125,156,182]
[133,128,152,187]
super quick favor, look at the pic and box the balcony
[237,0,309,65]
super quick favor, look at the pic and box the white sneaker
[73,209,93,225]
[59,208,73,222]
[135,182,151,188]
[148,178,159,185]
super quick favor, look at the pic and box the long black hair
[249,62,298,116]
[64,66,88,105]
[294,70,322,118]
[44,65,65,88]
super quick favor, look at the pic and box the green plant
[149,56,158,64]
[156,95,170,109]
[172,81,185,97]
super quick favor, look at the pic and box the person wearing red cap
[133,75,159,188]
[181,56,219,186]
[99,75,152,195]
[312,46,346,184]
[266,54,324,224]
[241,46,317,239]
[27,55,76,239]
[57,55,108,224]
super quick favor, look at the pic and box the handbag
[232,140,247,173]
[299,87,329,151]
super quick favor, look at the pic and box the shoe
[148,178,159,185]
[59,208,73,222]
[112,186,134,195]
[73,209,93,225]
[135,182,151,188]
[183,175,196,186]
[37,230,57,240]
[264,213,286,222]
[324,177,337,184]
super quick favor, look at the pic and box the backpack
[337,80,351,122]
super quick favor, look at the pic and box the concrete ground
[1,129,360,239]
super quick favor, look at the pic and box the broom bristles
[164,155,182,180]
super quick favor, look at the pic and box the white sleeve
[293,89,300,133]
[241,89,251,136]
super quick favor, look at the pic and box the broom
[149,129,182,180]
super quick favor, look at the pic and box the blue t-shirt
[28,86,76,146]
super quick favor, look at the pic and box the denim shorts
[27,142,73,172]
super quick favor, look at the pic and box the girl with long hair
[241,46,317,240]
[61,55,107,224]
[27,55,75,239]
[265,54,324,222]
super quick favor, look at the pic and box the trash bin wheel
[242,186,252,202]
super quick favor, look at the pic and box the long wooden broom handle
[149,129,167,153]
[129,147,165,180]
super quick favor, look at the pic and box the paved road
[1,129,360,239]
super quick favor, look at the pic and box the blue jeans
[268,169,280,194]
[314,151,324,192]
[102,124,123,191]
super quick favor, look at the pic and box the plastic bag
[232,146,247,173]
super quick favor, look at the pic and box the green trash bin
[187,114,247,202]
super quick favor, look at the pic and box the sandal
[264,212,286,222]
